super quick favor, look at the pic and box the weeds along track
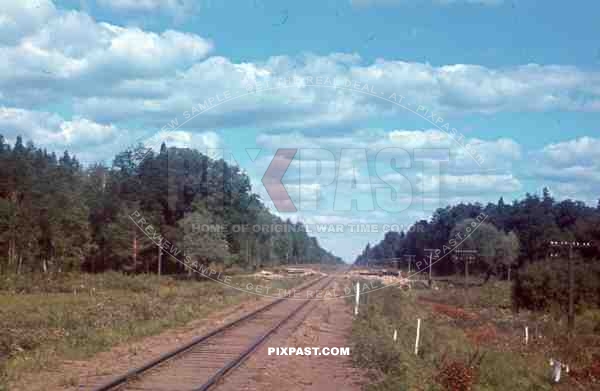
[85,276,332,391]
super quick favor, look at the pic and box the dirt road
[215,279,367,390]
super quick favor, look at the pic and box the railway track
[85,276,332,391]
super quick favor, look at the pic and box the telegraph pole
[405,254,416,275]
[549,240,592,334]
[424,249,437,288]
[454,248,478,307]
[378,257,404,272]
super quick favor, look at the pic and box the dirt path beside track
[216,278,368,391]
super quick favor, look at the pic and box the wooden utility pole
[157,245,162,277]
[405,254,416,275]
[549,240,592,334]
[424,249,437,288]
[377,257,404,270]
[568,245,574,332]
[454,248,478,307]
[246,238,250,268]
[133,231,137,269]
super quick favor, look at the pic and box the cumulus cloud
[0,106,136,164]
[96,0,196,21]
[537,136,600,168]
[1,2,600,125]
[250,128,524,217]
[0,105,223,166]
[257,128,520,173]
[0,0,57,45]
[547,181,599,205]
[144,130,221,151]
[241,131,598,260]
[1,3,600,129]
[520,136,600,205]
[64,56,600,133]
[419,173,522,194]
[98,0,185,11]
[0,107,117,146]
[254,130,599,212]
[0,2,212,107]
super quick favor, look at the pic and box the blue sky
[1,0,599,262]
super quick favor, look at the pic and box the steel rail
[90,275,327,391]
[194,277,332,390]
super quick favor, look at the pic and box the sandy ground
[216,278,368,391]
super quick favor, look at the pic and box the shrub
[436,361,477,391]
[513,259,600,312]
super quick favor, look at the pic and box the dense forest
[0,135,341,275]
[355,189,600,279]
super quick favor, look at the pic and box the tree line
[355,189,600,280]
[0,135,342,275]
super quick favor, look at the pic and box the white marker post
[550,359,562,383]
[354,282,360,316]
[525,326,529,345]
[415,318,421,356]
[393,329,397,342]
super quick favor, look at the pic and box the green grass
[0,271,310,389]
[347,278,598,391]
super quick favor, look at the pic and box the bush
[0,271,158,294]
[513,259,600,312]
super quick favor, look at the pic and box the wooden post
[354,282,360,316]
[525,326,528,345]
[425,249,437,289]
[568,244,574,334]
[464,256,469,307]
[549,240,594,335]
[133,231,137,268]
[157,245,162,277]
[551,359,563,383]
[415,318,421,356]
[393,329,397,342]
[455,249,477,308]
[428,252,433,287]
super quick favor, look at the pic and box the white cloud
[96,0,195,18]
[1,3,599,125]
[532,137,600,184]
[0,3,212,107]
[534,165,600,183]
[0,105,222,166]
[351,62,600,114]
[251,128,524,218]
[0,107,117,145]
[419,173,522,193]
[0,0,57,45]
[0,106,135,164]
[239,133,599,260]
[65,56,600,132]
[547,182,599,205]
[537,136,600,168]
[525,137,600,205]
[257,128,521,174]
[144,130,221,151]
[1,3,599,128]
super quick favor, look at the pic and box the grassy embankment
[0,271,311,390]
[349,278,600,390]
